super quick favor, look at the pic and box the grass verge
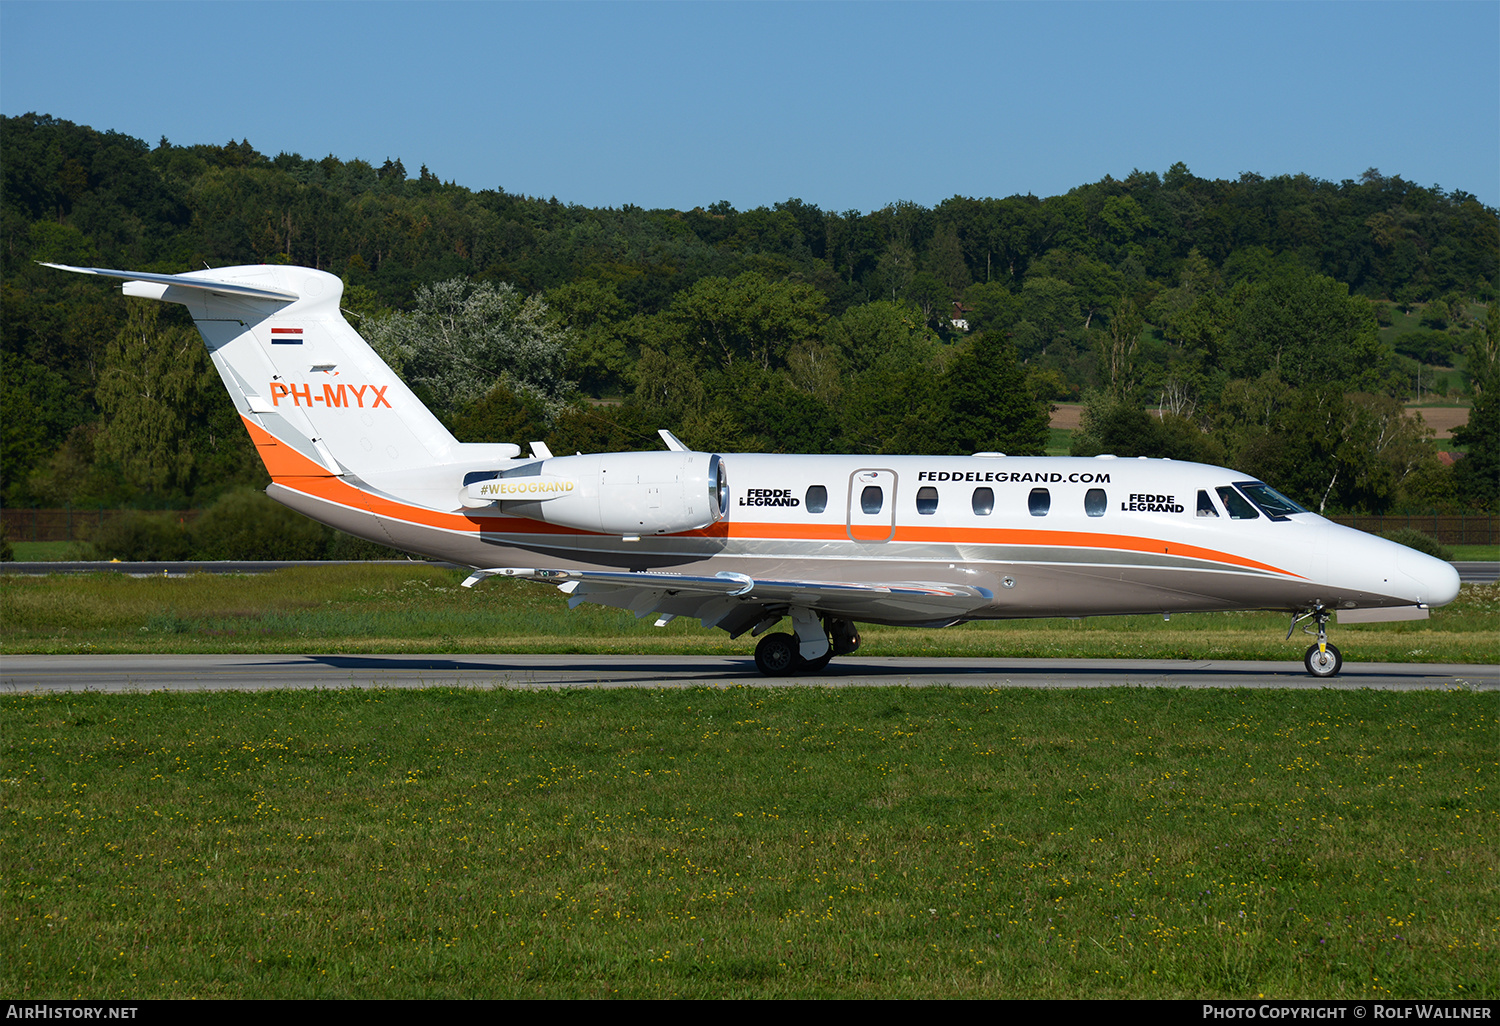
[2,565,1497,663]
[7,541,90,561]
[2,686,1493,998]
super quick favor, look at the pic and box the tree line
[3,112,1496,518]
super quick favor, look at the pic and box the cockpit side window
[1196,490,1220,517]
[1237,481,1308,521]
[1215,485,1260,520]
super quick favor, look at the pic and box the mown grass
[6,542,90,561]
[2,565,1497,664]
[2,686,1492,998]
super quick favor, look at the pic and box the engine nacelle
[466,450,728,536]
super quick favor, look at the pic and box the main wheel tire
[798,651,833,674]
[1304,643,1343,678]
[754,633,798,676]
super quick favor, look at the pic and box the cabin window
[916,486,939,515]
[1216,485,1260,520]
[805,485,828,514]
[972,487,994,516]
[1084,488,1107,517]
[861,486,884,515]
[1028,488,1051,516]
[1196,490,1220,517]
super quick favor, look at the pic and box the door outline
[847,468,897,542]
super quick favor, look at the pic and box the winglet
[658,429,689,452]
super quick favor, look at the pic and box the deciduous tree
[931,332,1050,456]
[365,278,574,416]
[94,301,204,499]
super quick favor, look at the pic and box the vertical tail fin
[43,263,494,481]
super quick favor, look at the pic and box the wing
[462,567,994,636]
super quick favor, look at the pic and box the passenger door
[847,468,897,542]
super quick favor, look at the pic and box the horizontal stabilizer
[40,263,299,301]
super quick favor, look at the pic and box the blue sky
[3,1,1496,211]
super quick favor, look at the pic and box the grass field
[7,542,90,561]
[2,686,1493,999]
[2,564,1498,664]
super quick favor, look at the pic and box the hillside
[3,113,1496,517]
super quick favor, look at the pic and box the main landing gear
[1288,605,1343,678]
[752,611,860,677]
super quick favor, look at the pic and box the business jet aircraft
[48,262,1462,678]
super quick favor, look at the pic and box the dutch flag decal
[271,327,304,345]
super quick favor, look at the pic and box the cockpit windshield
[1215,486,1259,520]
[1237,481,1309,521]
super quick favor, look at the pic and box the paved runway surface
[3,654,1495,692]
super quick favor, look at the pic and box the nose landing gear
[1289,605,1343,678]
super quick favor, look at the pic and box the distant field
[1047,404,1080,454]
[1406,404,1470,440]
[1051,398,1469,441]
[1050,403,1084,430]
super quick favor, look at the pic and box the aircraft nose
[1399,547,1461,607]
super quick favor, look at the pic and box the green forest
[3,112,1497,524]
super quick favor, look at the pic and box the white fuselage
[274,451,1461,626]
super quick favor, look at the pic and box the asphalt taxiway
[2,654,1494,692]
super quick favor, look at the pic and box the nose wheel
[1289,605,1343,678]
[1304,642,1343,678]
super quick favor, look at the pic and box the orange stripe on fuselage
[240,415,1299,579]
[685,520,1292,576]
